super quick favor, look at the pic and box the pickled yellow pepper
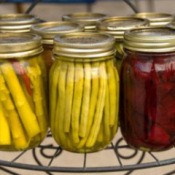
[0,71,28,149]
[0,62,40,138]
[0,102,11,145]
[27,64,48,138]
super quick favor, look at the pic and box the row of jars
[1,12,175,152]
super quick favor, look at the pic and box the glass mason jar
[0,13,40,33]
[31,21,82,72]
[134,12,174,27]
[120,27,175,151]
[62,12,107,32]
[50,32,119,153]
[97,16,149,72]
[168,20,175,29]
[0,33,48,151]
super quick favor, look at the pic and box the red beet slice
[157,96,175,134]
[148,124,170,145]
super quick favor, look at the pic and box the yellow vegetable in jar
[0,63,40,138]
[0,33,48,151]
[0,103,11,145]
[0,71,28,149]
[50,59,119,152]
[50,32,119,153]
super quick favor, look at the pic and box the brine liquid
[120,51,175,151]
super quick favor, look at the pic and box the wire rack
[0,130,175,175]
[0,0,174,174]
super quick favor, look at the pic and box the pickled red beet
[131,111,147,140]
[145,80,157,121]
[157,95,175,134]
[148,124,170,145]
[126,82,145,115]
[120,51,175,151]
[131,59,151,81]
[157,83,174,99]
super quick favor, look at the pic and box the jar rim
[31,21,83,45]
[0,33,43,59]
[53,32,116,58]
[62,12,107,31]
[133,12,174,26]
[124,27,175,53]
[97,16,149,40]
[0,13,39,32]
[62,12,107,22]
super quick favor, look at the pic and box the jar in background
[97,16,149,72]
[168,20,175,29]
[50,32,119,153]
[31,21,82,72]
[120,27,175,151]
[134,12,174,27]
[62,12,107,32]
[0,33,48,151]
[0,13,41,33]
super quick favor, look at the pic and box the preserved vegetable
[97,16,149,72]
[134,12,174,27]
[31,21,82,71]
[0,33,48,151]
[62,12,106,32]
[120,28,175,151]
[50,32,119,152]
[0,13,40,33]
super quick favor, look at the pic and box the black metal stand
[0,131,175,175]
[0,1,172,174]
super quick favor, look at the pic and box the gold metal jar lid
[97,16,148,40]
[31,21,82,45]
[124,27,175,53]
[134,12,174,26]
[53,32,115,58]
[0,33,43,59]
[0,13,39,33]
[168,20,175,29]
[62,12,107,31]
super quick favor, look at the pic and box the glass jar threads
[0,33,48,151]
[120,27,175,151]
[134,12,174,27]
[50,32,119,153]
[0,13,40,33]
[62,12,106,32]
[31,21,82,71]
[97,16,149,72]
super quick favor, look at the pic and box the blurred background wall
[0,0,174,21]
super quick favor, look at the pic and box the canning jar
[62,12,106,32]
[50,32,119,153]
[97,16,149,72]
[134,12,174,27]
[0,13,40,33]
[120,27,175,151]
[168,20,175,29]
[31,21,82,72]
[0,33,48,151]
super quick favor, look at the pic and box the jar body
[42,44,54,72]
[0,54,48,151]
[115,41,125,73]
[120,50,175,151]
[50,56,119,153]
